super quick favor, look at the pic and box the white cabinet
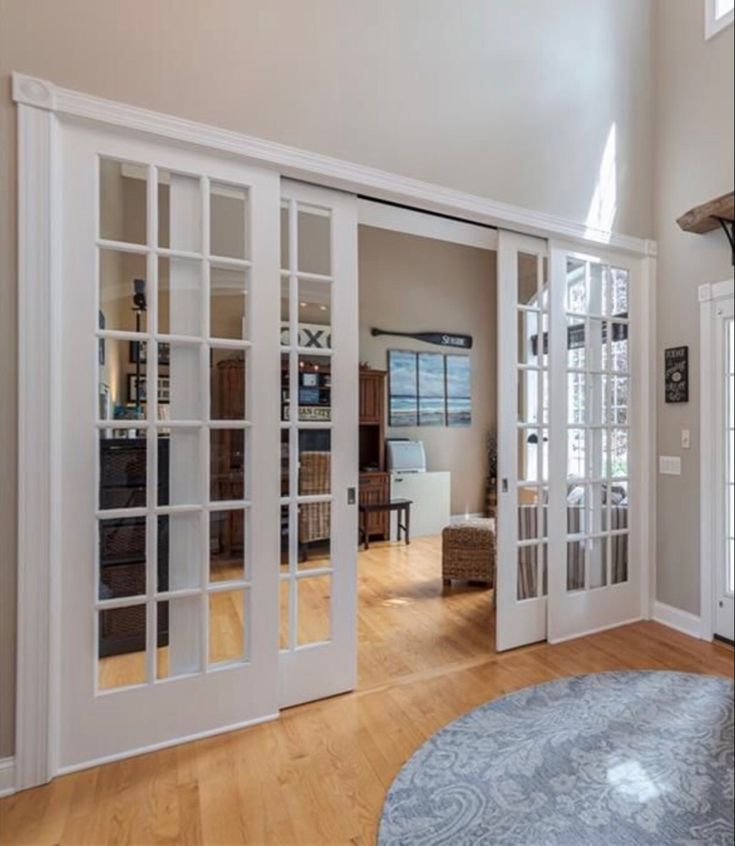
[390,471,451,539]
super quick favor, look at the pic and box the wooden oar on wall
[370,328,473,350]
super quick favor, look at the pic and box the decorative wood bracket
[677,191,734,264]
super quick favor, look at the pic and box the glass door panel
[497,232,549,650]
[60,123,280,771]
[278,179,358,708]
[548,244,642,643]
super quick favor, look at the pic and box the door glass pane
[518,428,539,482]
[567,484,586,534]
[566,315,585,369]
[609,481,629,529]
[297,279,332,350]
[99,250,148,333]
[99,159,147,245]
[517,546,538,600]
[518,369,539,424]
[158,257,201,336]
[209,510,246,582]
[279,578,290,649]
[98,605,147,690]
[589,538,608,588]
[280,203,290,270]
[159,429,201,506]
[208,589,246,664]
[210,183,248,259]
[609,323,629,372]
[98,433,146,509]
[158,171,202,253]
[567,373,586,424]
[298,355,331,421]
[565,258,586,312]
[518,253,538,305]
[567,428,586,478]
[298,503,331,571]
[210,266,249,340]
[280,278,291,346]
[607,268,629,317]
[98,517,146,600]
[167,344,201,420]
[281,353,291,421]
[518,487,539,540]
[210,430,246,501]
[159,511,200,592]
[280,505,290,573]
[297,206,331,275]
[608,428,629,478]
[297,575,331,644]
[298,430,331,495]
[156,595,201,679]
[518,310,538,364]
[567,540,586,591]
[611,534,629,584]
[211,349,246,420]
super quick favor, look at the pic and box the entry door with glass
[278,180,359,708]
[59,121,283,771]
[714,298,734,641]
[497,231,550,651]
[547,244,641,642]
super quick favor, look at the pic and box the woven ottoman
[442,519,496,588]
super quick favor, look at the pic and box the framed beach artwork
[388,349,472,427]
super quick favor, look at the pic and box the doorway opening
[353,204,500,690]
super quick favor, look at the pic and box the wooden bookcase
[359,368,389,541]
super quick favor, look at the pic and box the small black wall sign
[665,346,689,403]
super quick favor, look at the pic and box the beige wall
[358,226,495,516]
[0,0,655,756]
[653,1,734,615]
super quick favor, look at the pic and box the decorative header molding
[12,72,656,258]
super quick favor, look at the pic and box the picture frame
[129,341,171,367]
[128,374,171,404]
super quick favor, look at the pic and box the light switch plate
[659,455,682,475]
[681,429,691,449]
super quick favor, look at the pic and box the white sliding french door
[278,180,359,708]
[56,121,358,772]
[497,234,645,651]
[497,231,550,651]
[547,243,642,642]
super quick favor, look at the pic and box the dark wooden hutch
[359,367,389,541]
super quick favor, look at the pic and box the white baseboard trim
[56,711,279,777]
[0,757,15,798]
[653,601,705,640]
[548,617,643,645]
[449,512,486,524]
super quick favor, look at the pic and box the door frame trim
[699,278,735,642]
[12,71,657,792]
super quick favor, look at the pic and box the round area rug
[378,671,734,845]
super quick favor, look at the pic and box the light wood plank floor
[1,537,732,845]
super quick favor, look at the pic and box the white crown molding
[12,72,656,258]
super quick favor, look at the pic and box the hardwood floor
[2,536,732,845]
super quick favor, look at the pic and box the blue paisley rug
[378,671,734,845]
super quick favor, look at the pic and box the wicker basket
[442,519,496,585]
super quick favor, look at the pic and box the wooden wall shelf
[677,191,734,235]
